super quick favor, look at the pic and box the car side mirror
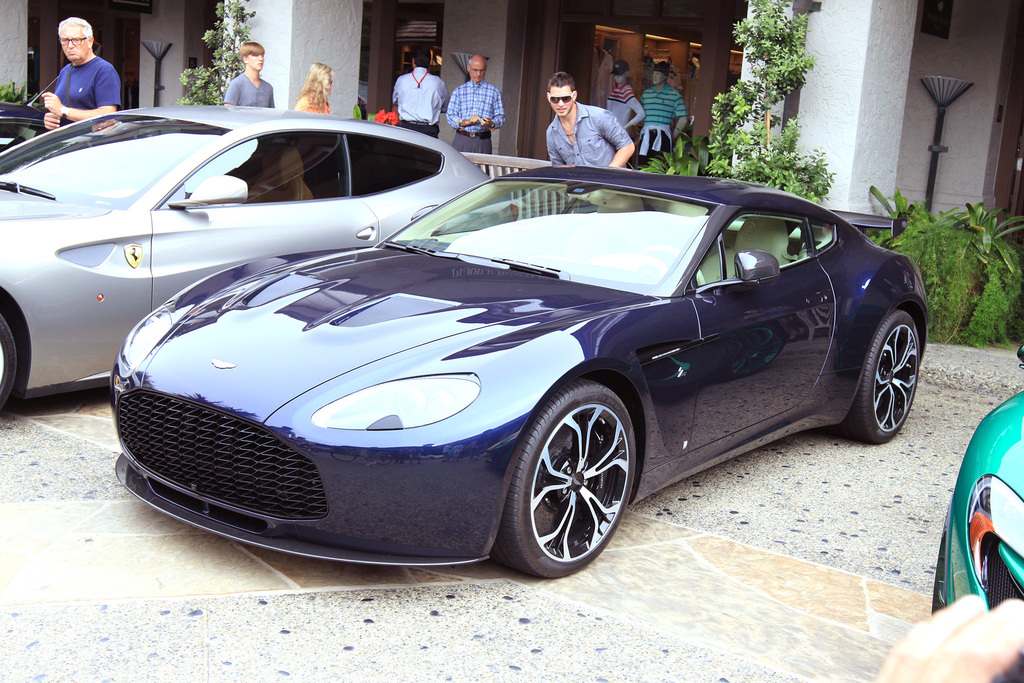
[168,175,249,209]
[1017,342,1023,369]
[734,249,780,286]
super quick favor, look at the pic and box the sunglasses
[548,95,573,104]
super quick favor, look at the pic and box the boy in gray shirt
[224,41,274,108]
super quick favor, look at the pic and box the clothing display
[606,80,645,129]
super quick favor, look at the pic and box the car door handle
[357,226,376,241]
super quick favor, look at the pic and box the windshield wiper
[479,256,562,279]
[382,241,458,258]
[0,180,56,201]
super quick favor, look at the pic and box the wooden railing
[462,153,552,179]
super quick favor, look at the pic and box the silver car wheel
[872,322,918,433]
[529,402,631,563]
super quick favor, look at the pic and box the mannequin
[605,59,645,131]
[638,61,688,164]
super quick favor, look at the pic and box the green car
[933,343,1024,610]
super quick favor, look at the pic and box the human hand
[466,115,480,125]
[41,92,62,117]
[875,596,1024,683]
[43,111,62,131]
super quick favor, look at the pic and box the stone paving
[5,342,1020,681]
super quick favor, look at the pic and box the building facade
[3,0,1022,215]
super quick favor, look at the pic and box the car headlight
[120,304,190,371]
[968,475,1024,592]
[312,375,481,430]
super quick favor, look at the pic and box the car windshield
[0,114,228,210]
[389,179,711,293]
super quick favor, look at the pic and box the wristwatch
[60,106,70,117]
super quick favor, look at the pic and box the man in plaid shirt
[446,54,505,154]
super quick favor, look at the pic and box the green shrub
[876,192,1024,347]
[0,81,29,104]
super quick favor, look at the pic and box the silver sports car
[0,106,486,408]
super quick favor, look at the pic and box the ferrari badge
[124,244,143,269]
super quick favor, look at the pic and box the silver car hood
[0,194,110,221]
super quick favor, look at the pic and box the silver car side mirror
[168,175,249,209]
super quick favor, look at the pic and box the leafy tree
[179,0,255,105]
[709,0,833,201]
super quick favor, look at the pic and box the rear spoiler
[834,211,907,238]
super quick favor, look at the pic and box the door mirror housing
[168,175,249,209]
[734,249,780,286]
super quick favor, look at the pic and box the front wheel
[491,380,635,578]
[0,313,16,411]
[838,309,919,443]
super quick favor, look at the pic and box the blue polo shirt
[54,56,121,111]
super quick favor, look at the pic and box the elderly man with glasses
[545,71,634,168]
[42,17,121,131]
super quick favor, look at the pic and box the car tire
[0,313,16,411]
[491,380,635,578]
[838,309,919,444]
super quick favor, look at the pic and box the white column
[0,0,28,89]
[798,0,917,212]
[441,0,524,154]
[250,0,361,113]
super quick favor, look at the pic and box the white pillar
[798,0,918,212]
[250,0,361,113]
[0,0,28,90]
[441,0,524,154]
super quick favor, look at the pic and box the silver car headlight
[312,375,481,430]
[968,475,1024,591]
[120,305,189,371]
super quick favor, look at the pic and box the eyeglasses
[60,37,87,46]
[548,95,573,104]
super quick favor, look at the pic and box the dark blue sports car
[112,167,927,577]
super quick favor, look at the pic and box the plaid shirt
[446,79,505,133]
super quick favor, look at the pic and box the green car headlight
[312,375,481,430]
[967,475,1024,592]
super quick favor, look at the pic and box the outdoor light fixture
[141,40,172,106]
[921,75,973,212]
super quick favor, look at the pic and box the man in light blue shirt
[224,42,274,108]
[545,71,634,168]
[447,54,505,154]
[393,45,448,138]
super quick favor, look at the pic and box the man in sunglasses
[42,17,121,131]
[545,71,635,168]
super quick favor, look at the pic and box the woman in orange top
[294,62,333,114]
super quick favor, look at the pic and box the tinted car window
[0,119,45,152]
[178,133,348,205]
[346,134,441,196]
[0,115,227,210]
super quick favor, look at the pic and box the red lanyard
[413,69,427,89]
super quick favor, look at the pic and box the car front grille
[986,540,1024,608]
[118,390,329,520]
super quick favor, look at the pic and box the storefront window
[661,0,704,17]
[612,0,656,15]
[564,0,607,15]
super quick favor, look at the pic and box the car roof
[508,165,839,220]
[0,102,46,120]
[120,105,380,132]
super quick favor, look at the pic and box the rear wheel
[839,310,919,443]
[491,380,635,578]
[0,313,16,411]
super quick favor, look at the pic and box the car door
[687,212,835,454]
[149,131,381,306]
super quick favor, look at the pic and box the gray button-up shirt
[546,103,632,167]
